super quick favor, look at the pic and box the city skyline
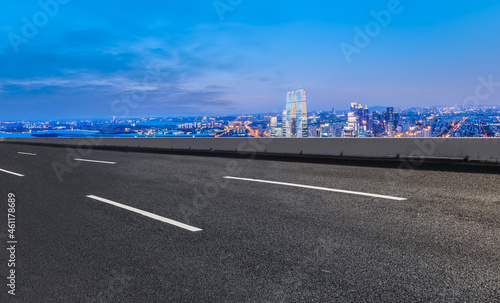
[2,101,499,138]
[1,1,500,120]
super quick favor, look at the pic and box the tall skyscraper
[284,89,308,137]
[350,102,358,112]
[270,116,278,137]
[363,105,370,132]
[281,110,287,137]
[270,116,277,129]
[386,107,395,133]
[387,107,394,120]
[343,112,358,137]
[357,103,363,121]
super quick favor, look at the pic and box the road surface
[0,143,499,302]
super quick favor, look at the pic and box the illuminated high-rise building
[363,105,370,131]
[270,116,278,137]
[350,102,358,112]
[343,112,358,137]
[270,116,277,129]
[357,103,363,120]
[386,107,395,134]
[281,110,287,137]
[284,89,308,137]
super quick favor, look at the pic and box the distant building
[350,102,358,112]
[270,116,277,128]
[386,107,396,134]
[321,123,332,137]
[359,127,366,137]
[283,89,308,137]
[363,105,370,130]
[270,116,278,137]
[343,112,358,137]
[422,126,431,137]
[309,124,318,137]
[281,110,287,137]
[357,103,363,121]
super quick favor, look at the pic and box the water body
[0,130,215,138]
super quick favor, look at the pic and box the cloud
[3,0,500,119]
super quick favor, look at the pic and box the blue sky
[1,0,500,120]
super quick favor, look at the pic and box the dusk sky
[1,0,500,120]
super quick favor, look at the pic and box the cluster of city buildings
[1,90,499,138]
[268,89,497,138]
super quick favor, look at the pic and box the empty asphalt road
[0,142,499,302]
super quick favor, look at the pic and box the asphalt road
[0,142,499,302]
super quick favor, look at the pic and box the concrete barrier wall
[1,137,499,163]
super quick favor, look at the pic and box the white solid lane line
[0,168,24,177]
[17,152,36,156]
[86,195,203,232]
[224,176,407,201]
[74,158,116,165]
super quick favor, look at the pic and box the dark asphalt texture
[0,142,499,302]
